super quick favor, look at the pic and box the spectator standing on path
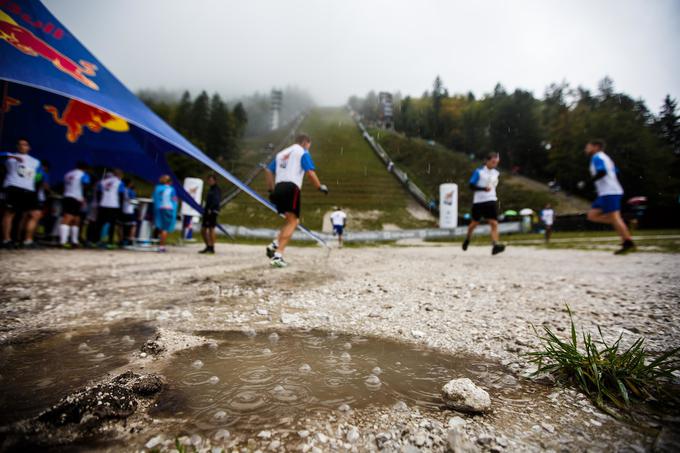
[1,138,45,248]
[59,162,90,248]
[264,133,328,268]
[96,169,125,249]
[540,203,555,243]
[153,175,178,253]
[199,174,221,255]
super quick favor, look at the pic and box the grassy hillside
[370,129,590,215]
[219,108,431,230]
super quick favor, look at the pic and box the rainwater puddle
[152,329,536,435]
[0,321,155,425]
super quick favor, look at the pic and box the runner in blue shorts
[585,139,635,254]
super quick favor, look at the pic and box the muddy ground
[0,243,678,452]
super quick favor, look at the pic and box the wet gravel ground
[0,243,678,451]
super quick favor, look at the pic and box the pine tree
[232,102,248,138]
[174,91,193,138]
[206,93,235,160]
[190,91,210,150]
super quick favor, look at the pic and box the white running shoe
[270,255,288,268]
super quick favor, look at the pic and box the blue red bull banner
[0,0,326,246]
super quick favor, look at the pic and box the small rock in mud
[442,378,491,413]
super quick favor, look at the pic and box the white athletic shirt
[122,188,136,215]
[98,175,124,208]
[589,151,623,196]
[330,210,347,226]
[267,144,316,189]
[541,208,554,226]
[469,165,499,204]
[3,152,41,192]
[63,169,91,202]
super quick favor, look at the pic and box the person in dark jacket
[199,174,221,254]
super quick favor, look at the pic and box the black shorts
[202,211,218,228]
[98,207,120,225]
[120,212,136,225]
[4,186,37,212]
[270,182,301,218]
[62,197,82,216]
[471,201,498,221]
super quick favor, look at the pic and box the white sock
[271,239,279,249]
[273,252,282,259]
[59,224,69,244]
[70,226,80,244]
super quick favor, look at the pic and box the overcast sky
[44,0,680,110]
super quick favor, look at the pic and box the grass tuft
[527,306,680,418]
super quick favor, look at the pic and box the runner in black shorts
[462,152,506,255]
[270,182,301,218]
[264,133,328,268]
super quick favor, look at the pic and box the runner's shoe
[270,255,288,268]
[614,240,636,255]
[266,241,278,258]
[491,244,506,255]
[462,239,470,251]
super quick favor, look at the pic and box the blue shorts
[155,209,176,232]
[333,224,344,235]
[592,195,622,214]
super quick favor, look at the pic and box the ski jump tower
[270,89,283,130]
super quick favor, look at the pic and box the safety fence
[217,221,521,243]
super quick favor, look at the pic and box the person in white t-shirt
[462,152,505,255]
[1,138,45,248]
[264,133,328,267]
[540,203,555,243]
[330,206,347,247]
[585,139,634,254]
[59,161,91,247]
[95,168,125,248]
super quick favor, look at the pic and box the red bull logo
[2,95,19,113]
[0,8,99,90]
[44,98,129,143]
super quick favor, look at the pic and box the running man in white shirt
[264,134,328,267]
[59,162,91,247]
[462,152,506,255]
[585,139,635,254]
[1,138,45,248]
[540,203,555,243]
[330,206,347,247]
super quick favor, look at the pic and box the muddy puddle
[0,321,155,425]
[152,329,538,437]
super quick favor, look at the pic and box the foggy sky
[43,0,680,110]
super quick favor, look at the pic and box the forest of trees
[349,77,680,226]
[138,90,247,163]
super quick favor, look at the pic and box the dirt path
[0,244,678,451]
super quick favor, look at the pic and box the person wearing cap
[264,133,328,267]
[152,175,178,253]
